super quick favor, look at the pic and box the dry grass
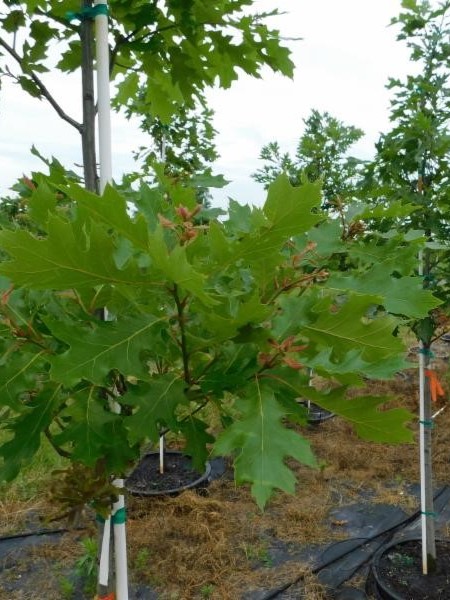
[0,531,94,600]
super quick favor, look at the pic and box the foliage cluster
[0,0,448,518]
[0,169,439,510]
[0,0,294,123]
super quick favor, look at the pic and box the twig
[172,285,191,384]
[0,37,82,133]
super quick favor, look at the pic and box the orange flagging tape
[96,594,115,600]
[425,369,445,403]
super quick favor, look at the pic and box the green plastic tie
[66,4,108,22]
[112,507,126,525]
[421,511,436,518]
[418,347,434,358]
[419,419,435,429]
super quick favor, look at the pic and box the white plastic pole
[95,0,112,192]
[419,251,429,575]
[94,3,128,598]
[98,517,111,587]
[112,479,128,600]
[159,434,165,474]
[418,329,428,574]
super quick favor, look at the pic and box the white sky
[0,0,410,209]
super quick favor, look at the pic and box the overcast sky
[0,0,410,208]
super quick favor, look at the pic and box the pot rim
[371,535,450,600]
[126,450,212,497]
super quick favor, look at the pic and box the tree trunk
[80,0,98,192]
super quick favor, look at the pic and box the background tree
[363,0,450,238]
[131,95,220,205]
[362,0,450,572]
[252,109,364,207]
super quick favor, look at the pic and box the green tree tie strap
[95,507,126,524]
[419,419,434,429]
[112,507,126,525]
[421,511,436,518]
[418,347,434,358]
[66,4,109,22]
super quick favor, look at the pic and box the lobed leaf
[214,383,317,509]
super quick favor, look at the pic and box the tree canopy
[0,0,294,124]
[253,110,364,207]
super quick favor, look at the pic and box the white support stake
[418,251,428,574]
[159,434,165,474]
[418,336,428,574]
[417,250,436,575]
[99,517,111,587]
[94,3,128,598]
[112,479,128,600]
[95,0,112,193]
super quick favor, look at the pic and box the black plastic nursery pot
[125,451,212,496]
[369,536,450,599]
[298,400,335,425]
[306,402,335,425]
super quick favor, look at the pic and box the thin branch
[159,398,211,438]
[34,8,79,32]
[109,20,214,73]
[130,22,196,46]
[173,284,191,384]
[109,27,144,74]
[0,36,82,133]
[44,428,72,459]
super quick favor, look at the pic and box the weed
[134,547,151,572]
[59,576,75,599]
[240,541,272,566]
[200,583,215,598]
[75,536,98,596]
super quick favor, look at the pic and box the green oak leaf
[214,384,317,509]
[65,183,149,251]
[199,342,259,396]
[51,386,119,466]
[124,375,188,445]
[44,315,166,386]
[308,296,404,362]
[305,348,412,383]
[0,347,47,410]
[355,200,420,221]
[0,216,151,290]
[0,385,62,482]
[299,387,414,443]
[263,175,324,239]
[273,291,405,363]
[307,220,347,256]
[27,180,57,229]
[147,226,218,306]
[347,237,420,276]
[178,417,215,471]
[326,267,442,318]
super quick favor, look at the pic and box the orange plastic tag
[425,369,445,403]
[96,594,115,600]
